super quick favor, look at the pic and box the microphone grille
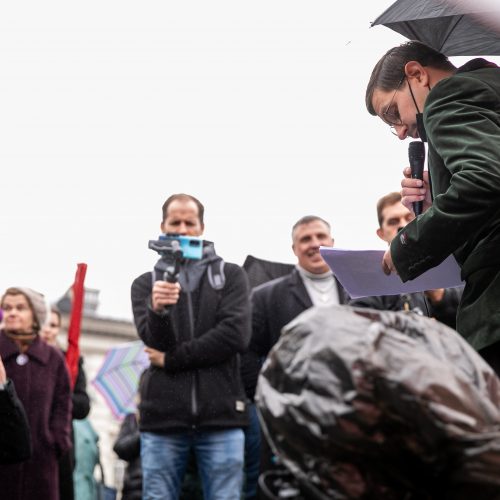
[408,140,425,161]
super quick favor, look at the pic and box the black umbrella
[372,0,500,56]
[242,255,294,289]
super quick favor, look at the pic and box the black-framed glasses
[382,75,406,134]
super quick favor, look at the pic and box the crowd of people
[1,39,499,499]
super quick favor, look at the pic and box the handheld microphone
[408,141,425,216]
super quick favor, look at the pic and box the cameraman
[131,193,251,500]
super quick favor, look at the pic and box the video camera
[148,234,203,283]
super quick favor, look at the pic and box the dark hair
[161,193,205,225]
[292,215,331,239]
[376,192,402,227]
[366,41,456,115]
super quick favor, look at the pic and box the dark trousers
[243,403,261,499]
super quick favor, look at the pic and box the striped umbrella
[92,340,150,419]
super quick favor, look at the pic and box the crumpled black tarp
[256,306,500,499]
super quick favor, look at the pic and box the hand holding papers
[320,247,464,299]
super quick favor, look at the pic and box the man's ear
[404,61,429,86]
[376,227,385,241]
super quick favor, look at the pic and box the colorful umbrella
[92,340,149,419]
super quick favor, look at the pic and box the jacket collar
[178,241,222,293]
[457,58,498,74]
[289,267,349,305]
[0,332,52,365]
[288,268,313,310]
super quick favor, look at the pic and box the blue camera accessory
[158,234,203,260]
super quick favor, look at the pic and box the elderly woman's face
[2,294,35,333]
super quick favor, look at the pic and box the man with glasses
[365,40,500,373]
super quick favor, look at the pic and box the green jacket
[391,59,500,350]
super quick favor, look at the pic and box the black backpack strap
[207,259,226,290]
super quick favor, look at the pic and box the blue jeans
[243,403,261,499]
[141,429,244,500]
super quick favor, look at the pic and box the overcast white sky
[0,1,498,320]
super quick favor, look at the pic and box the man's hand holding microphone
[383,141,430,275]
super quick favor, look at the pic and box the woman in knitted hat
[0,287,72,500]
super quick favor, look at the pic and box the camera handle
[152,239,182,283]
[153,254,181,283]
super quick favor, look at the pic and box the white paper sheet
[319,247,464,299]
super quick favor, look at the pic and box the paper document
[320,247,464,299]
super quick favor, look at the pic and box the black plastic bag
[256,306,500,499]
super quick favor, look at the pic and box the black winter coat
[131,249,251,432]
[113,414,142,500]
[0,379,31,464]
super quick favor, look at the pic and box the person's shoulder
[131,271,153,293]
[253,272,294,296]
[213,260,242,279]
[432,67,500,99]
[453,67,500,87]
[49,343,66,363]
[36,339,67,366]
[219,262,251,293]
[221,261,242,272]
[132,271,152,285]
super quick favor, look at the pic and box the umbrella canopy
[92,340,149,419]
[372,0,500,56]
[243,254,294,289]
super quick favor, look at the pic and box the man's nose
[395,123,407,140]
[177,223,188,235]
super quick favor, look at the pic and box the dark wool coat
[0,333,72,500]
[131,248,251,432]
[390,60,500,350]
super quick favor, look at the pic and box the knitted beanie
[16,287,49,331]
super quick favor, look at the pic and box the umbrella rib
[438,15,464,53]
